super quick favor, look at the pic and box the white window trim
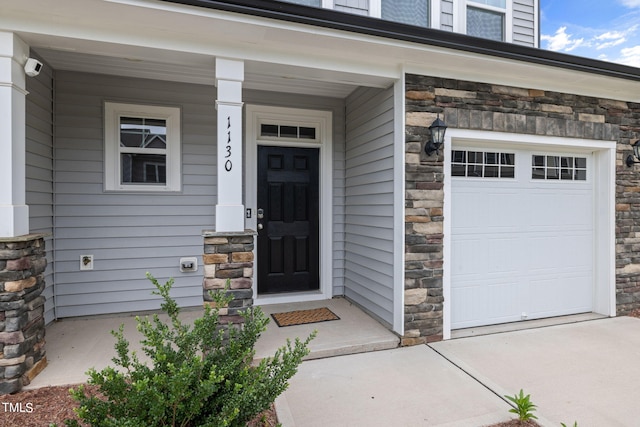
[104,102,181,192]
[245,105,333,306]
[453,0,513,42]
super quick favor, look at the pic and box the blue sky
[541,0,640,67]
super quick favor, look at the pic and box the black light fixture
[626,140,640,167]
[425,114,448,156]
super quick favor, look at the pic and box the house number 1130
[225,115,232,172]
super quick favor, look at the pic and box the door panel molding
[246,105,333,304]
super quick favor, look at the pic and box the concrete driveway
[277,317,640,426]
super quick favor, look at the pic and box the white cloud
[541,26,586,52]
[596,30,627,41]
[594,25,638,49]
[619,0,640,7]
[596,38,626,50]
[617,45,640,67]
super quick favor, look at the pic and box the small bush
[65,273,314,427]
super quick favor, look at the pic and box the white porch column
[0,32,29,238]
[215,58,245,232]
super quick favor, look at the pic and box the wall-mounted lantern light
[425,114,448,156]
[626,140,640,167]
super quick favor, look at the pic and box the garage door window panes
[452,150,514,178]
[532,155,587,181]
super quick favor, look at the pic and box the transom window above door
[260,124,318,141]
[451,149,515,178]
[104,102,181,192]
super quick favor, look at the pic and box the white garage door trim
[442,129,616,339]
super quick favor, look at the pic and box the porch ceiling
[31,41,390,98]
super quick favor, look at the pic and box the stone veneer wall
[404,73,640,344]
[202,231,255,323]
[0,234,48,394]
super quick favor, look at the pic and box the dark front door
[257,146,320,294]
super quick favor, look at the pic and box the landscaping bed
[0,384,277,427]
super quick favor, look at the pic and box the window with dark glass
[260,123,317,141]
[119,117,168,185]
[279,0,321,7]
[531,155,587,181]
[451,149,515,178]
[466,0,506,41]
[381,0,429,27]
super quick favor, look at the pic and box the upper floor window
[381,0,430,27]
[280,0,432,28]
[282,0,322,6]
[104,102,181,192]
[463,0,509,42]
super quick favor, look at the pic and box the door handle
[257,223,263,230]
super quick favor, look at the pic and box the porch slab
[26,297,398,389]
[254,298,400,360]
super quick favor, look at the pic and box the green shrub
[504,389,538,421]
[65,273,314,427]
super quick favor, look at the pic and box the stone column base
[0,234,48,394]
[202,230,256,324]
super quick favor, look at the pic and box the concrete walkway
[431,316,640,427]
[276,345,511,427]
[279,316,640,426]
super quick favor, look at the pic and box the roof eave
[160,0,640,83]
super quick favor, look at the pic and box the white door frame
[245,104,333,305]
[442,129,616,339]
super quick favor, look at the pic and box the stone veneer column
[202,231,256,323]
[0,234,47,394]
[403,112,445,345]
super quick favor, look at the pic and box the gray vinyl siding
[334,0,369,16]
[440,0,454,31]
[243,90,346,296]
[54,72,216,317]
[25,52,55,324]
[53,71,347,317]
[343,86,395,327]
[512,0,536,47]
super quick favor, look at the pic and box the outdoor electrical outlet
[180,257,198,273]
[80,254,94,271]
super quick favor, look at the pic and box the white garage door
[451,147,594,329]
